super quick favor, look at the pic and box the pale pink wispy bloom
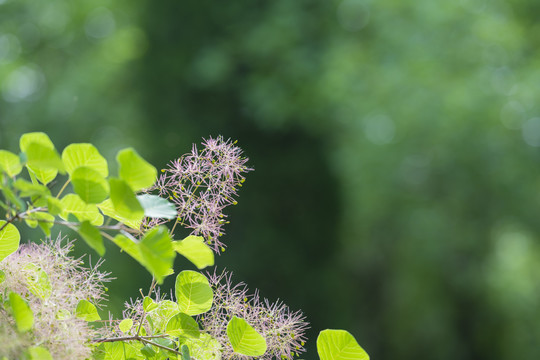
[0,237,111,359]
[153,136,252,252]
[198,270,309,360]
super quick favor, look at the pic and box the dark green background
[2,0,540,358]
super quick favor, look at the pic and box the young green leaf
[61,143,109,177]
[8,291,34,332]
[117,147,157,191]
[71,166,110,204]
[166,312,200,338]
[180,333,221,360]
[147,300,180,332]
[137,194,177,219]
[19,132,60,185]
[173,235,214,270]
[175,270,213,316]
[143,296,159,312]
[108,178,144,222]
[0,269,5,283]
[181,344,191,360]
[78,220,105,256]
[60,194,104,226]
[98,199,142,230]
[0,221,20,262]
[119,318,133,334]
[27,346,53,360]
[46,196,63,215]
[13,179,51,198]
[317,329,369,360]
[22,263,52,300]
[139,226,175,283]
[0,150,22,177]
[226,316,267,356]
[76,299,101,321]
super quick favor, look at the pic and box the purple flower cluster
[198,271,309,360]
[154,136,252,252]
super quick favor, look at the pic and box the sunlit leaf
[24,142,64,172]
[0,270,5,283]
[0,221,20,262]
[180,333,222,360]
[317,329,369,360]
[76,299,101,321]
[143,296,158,312]
[8,291,34,332]
[27,346,53,360]
[117,147,157,191]
[119,318,133,334]
[137,194,177,219]
[0,150,22,177]
[13,179,51,199]
[98,199,142,230]
[19,132,59,184]
[22,263,52,300]
[108,178,144,222]
[147,300,179,332]
[139,226,175,283]
[175,270,213,316]
[62,143,108,177]
[60,194,104,226]
[173,235,214,270]
[79,220,105,256]
[226,316,267,356]
[72,166,109,204]
[166,312,200,338]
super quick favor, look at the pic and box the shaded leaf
[108,178,144,222]
[139,226,175,283]
[166,312,200,338]
[72,166,109,204]
[137,194,177,219]
[79,220,105,256]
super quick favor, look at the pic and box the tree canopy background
[1,0,540,359]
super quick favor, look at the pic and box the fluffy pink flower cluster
[154,136,252,252]
[0,237,111,359]
[199,271,309,360]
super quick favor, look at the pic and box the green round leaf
[117,147,157,191]
[175,270,213,316]
[60,194,104,226]
[180,333,222,360]
[0,150,22,177]
[27,346,53,360]
[62,143,109,177]
[78,220,105,256]
[20,133,64,183]
[317,329,369,360]
[147,300,179,332]
[0,221,20,262]
[108,178,144,222]
[173,235,214,270]
[226,316,267,356]
[166,312,200,338]
[98,199,142,230]
[143,296,159,312]
[139,226,175,283]
[137,194,177,219]
[76,299,101,321]
[72,166,110,204]
[119,318,133,334]
[8,291,34,332]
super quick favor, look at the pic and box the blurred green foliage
[2,0,540,359]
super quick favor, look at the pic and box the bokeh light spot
[85,7,116,40]
[362,114,395,145]
[521,117,540,147]
[337,0,370,32]
[0,33,21,64]
[2,65,45,102]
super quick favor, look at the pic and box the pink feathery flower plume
[153,136,252,252]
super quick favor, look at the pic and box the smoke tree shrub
[0,132,369,360]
